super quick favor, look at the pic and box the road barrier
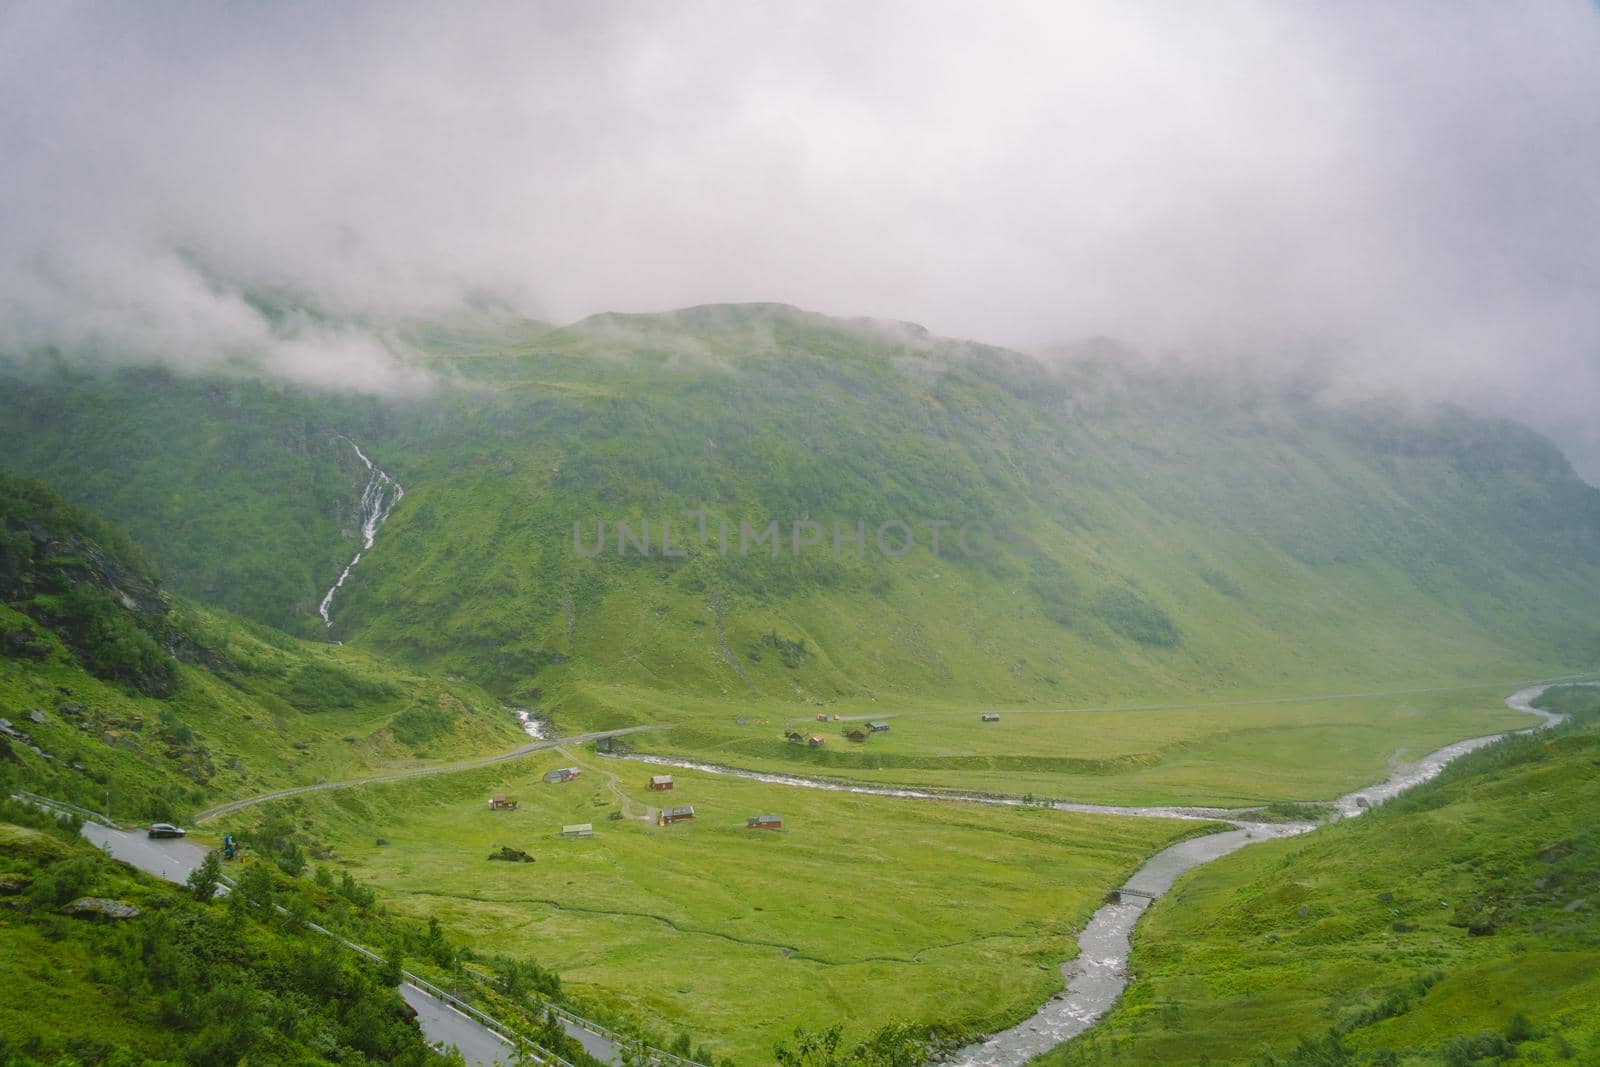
[15,790,703,1067]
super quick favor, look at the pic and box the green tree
[185,850,222,902]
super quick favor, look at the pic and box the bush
[1094,585,1180,647]
[391,705,453,747]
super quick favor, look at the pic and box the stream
[943,683,1577,1065]
[603,683,1581,1065]
[318,437,404,626]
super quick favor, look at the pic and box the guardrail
[11,790,121,829]
[459,963,707,1067]
[15,790,703,1067]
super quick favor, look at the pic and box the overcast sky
[2,2,1598,476]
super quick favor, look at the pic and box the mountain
[3,304,1597,724]
[0,466,523,823]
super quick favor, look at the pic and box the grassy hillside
[3,305,1596,716]
[1038,683,1600,1067]
[1,466,526,823]
[0,801,460,1067]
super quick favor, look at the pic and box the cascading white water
[318,438,404,626]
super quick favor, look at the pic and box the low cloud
[1,2,1597,473]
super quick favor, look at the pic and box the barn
[659,806,696,825]
[648,775,674,791]
[868,721,890,732]
[544,767,581,783]
[746,814,783,830]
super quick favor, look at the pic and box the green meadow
[559,686,1536,807]
[220,749,1214,1061]
[1039,684,1600,1067]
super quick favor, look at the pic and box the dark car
[147,823,186,839]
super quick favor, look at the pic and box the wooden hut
[648,774,674,791]
[868,721,890,733]
[488,794,519,810]
[561,823,594,838]
[659,806,696,825]
[844,727,868,742]
[544,767,581,783]
[808,735,826,748]
[981,714,1001,723]
[746,815,783,830]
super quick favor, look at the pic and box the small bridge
[1104,887,1159,904]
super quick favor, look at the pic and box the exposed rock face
[62,897,141,921]
[0,873,34,894]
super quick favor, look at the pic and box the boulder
[63,897,141,921]
[26,709,46,725]
[0,873,34,894]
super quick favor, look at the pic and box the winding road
[192,726,662,824]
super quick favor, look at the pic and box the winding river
[607,683,1584,1065]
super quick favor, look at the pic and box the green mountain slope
[0,804,461,1067]
[1040,683,1600,1067]
[4,305,1597,718]
[0,466,525,822]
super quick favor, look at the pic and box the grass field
[219,749,1215,1061]
[558,685,1539,807]
[1037,684,1600,1066]
[0,601,526,824]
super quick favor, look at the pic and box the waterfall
[318,438,404,626]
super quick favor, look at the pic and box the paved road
[398,984,516,1065]
[72,818,522,1065]
[80,822,213,883]
[193,725,662,823]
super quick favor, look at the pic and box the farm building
[784,729,805,743]
[746,814,782,830]
[544,767,581,783]
[648,775,674,791]
[981,714,1001,723]
[561,823,594,838]
[844,727,868,742]
[659,806,696,825]
[487,794,519,810]
[868,721,890,732]
[808,735,826,747]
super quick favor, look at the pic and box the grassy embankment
[0,801,462,1067]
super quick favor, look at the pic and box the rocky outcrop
[62,897,141,921]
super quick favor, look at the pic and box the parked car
[146,823,186,839]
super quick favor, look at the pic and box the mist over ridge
[2,2,1597,477]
